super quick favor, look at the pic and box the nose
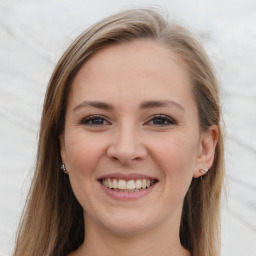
[106,124,147,165]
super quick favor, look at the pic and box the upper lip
[97,173,158,181]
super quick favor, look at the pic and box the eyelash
[79,114,176,127]
[80,115,111,126]
[145,114,176,126]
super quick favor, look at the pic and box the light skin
[61,40,218,256]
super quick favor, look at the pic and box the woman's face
[61,40,215,235]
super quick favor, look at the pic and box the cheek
[65,132,106,177]
[150,134,198,185]
[64,133,107,209]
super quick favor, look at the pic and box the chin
[96,209,157,236]
[104,221,151,236]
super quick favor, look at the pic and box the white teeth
[108,178,113,188]
[141,179,147,189]
[135,179,142,189]
[118,179,126,189]
[112,179,118,189]
[102,178,155,191]
[127,180,136,190]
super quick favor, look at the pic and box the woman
[13,8,225,256]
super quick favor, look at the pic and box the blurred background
[0,0,255,255]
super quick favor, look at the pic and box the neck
[72,214,190,256]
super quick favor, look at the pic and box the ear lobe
[193,125,219,178]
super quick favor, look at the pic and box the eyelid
[79,114,111,126]
[79,114,176,126]
[144,114,176,125]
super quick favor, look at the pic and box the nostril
[108,156,122,163]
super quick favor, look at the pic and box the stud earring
[61,163,68,174]
[199,168,208,181]
[199,168,208,174]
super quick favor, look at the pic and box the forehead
[69,40,195,109]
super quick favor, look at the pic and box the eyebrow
[73,101,113,112]
[73,100,185,112]
[140,100,185,111]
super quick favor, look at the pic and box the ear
[59,133,67,165]
[193,125,219,178]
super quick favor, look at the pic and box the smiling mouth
[99,178,158,192]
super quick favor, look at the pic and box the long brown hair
[13,8,225,256]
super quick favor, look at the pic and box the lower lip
[99,182,157,200]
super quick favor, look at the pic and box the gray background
[0,0,256,255]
